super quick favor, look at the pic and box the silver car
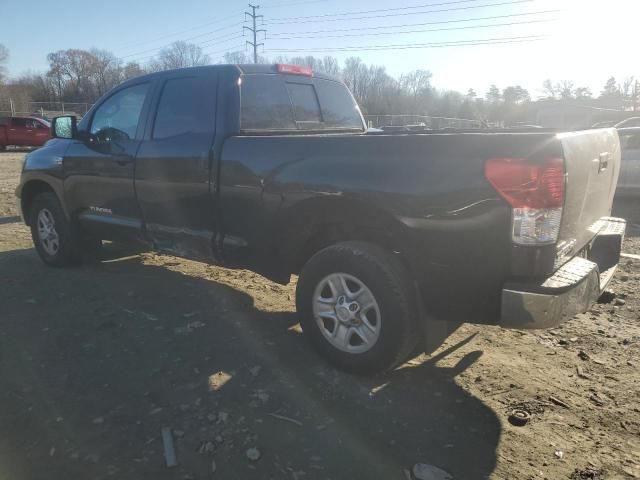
[617,127,640,196]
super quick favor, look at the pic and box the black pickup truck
[16,64,626,373]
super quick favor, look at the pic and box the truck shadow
[0,246,499,480]
[0,215,21,225]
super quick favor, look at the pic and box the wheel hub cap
[37,208,60,256]
[312,273,381,354]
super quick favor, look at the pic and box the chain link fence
[0,99,92,119]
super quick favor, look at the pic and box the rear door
[8,117,28,145]
[63,81,153,240]
[135,72,218,258]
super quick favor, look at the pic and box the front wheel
[29,192,81,266]
[296,241,419,374]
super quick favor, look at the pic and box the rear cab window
[240,74,364,133]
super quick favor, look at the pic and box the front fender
[16,139,71,222]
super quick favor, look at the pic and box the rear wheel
[29,192,81,266]
[296,241,419,374]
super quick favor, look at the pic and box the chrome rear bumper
[501,217,626,329]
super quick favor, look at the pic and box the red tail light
[485,157,565,209]
[485,157,566,245]
[276,64,313,77]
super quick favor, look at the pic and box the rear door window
[153,76,214,139]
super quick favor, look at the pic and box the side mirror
[51,116,77,139]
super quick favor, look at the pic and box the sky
[1,0,637,98]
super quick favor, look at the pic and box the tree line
[1,41,638,125]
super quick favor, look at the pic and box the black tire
[296,241,419,374]
[29,192,81,267]
[0,145,6,151]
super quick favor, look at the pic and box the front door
[135,73,218,259]
[63,81,153,241]
[25,118,51,146]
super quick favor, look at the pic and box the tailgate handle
[597,152,609,173]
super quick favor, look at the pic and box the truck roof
[122,64,339,85]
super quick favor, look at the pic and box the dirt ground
[0,150,639,480]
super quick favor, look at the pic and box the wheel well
[281,200,410,275]
[21,180,55,225]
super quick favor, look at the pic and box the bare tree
[542,79,556,99]
[123,62,144,80]
[621,77,635,98]
[557,80,574,100]
[399,70,432,99]
[88,49,122,96]
[600,77,620,99]
[46,49,97,102]
[485,85,502,103]
[149,41,210,71]
[319,56,340,77]
[503,85,530,104]
[225,51,254,64]
[574,87,592,99]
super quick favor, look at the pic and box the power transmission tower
[244,4,265,63]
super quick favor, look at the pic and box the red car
[0,116,51,150]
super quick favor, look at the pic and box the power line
[261,0,329,8]
[188,32,244,49]
[265,34,549,52]
[244,4,266,63]
[121,21,244,60]
[264,0,536,25]
[267,9,559,36]
[115,12,245,52]
[129,36,245,66]
[268,18,556,40]
[267,0,491,21]
[203,43,248,57]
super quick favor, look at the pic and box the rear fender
[273,196,411,275]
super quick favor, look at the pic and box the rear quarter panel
[220,131,560,323]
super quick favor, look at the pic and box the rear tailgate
[556,128,621,261]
